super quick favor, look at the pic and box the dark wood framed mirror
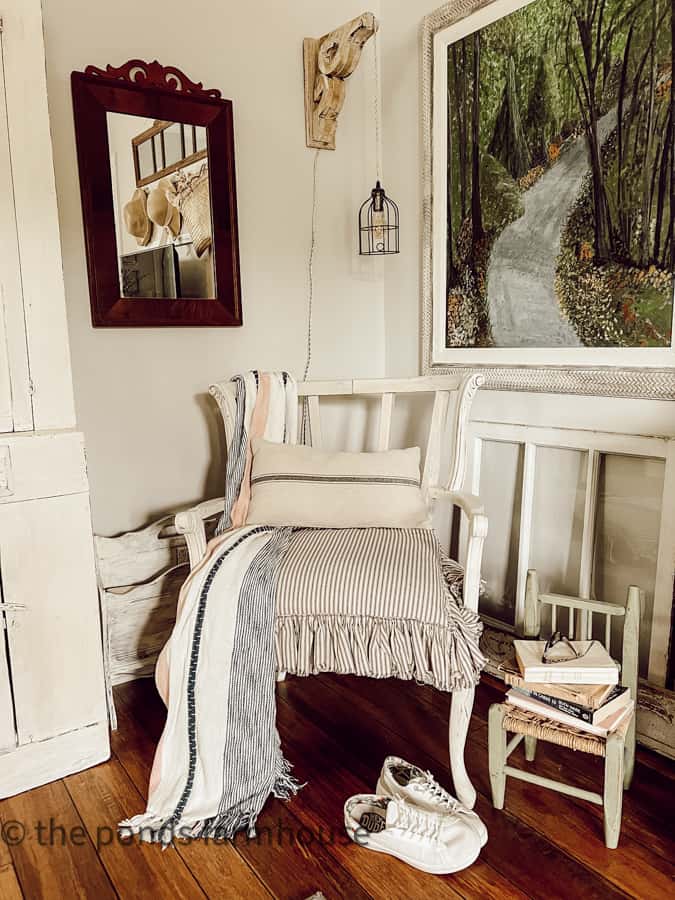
[71,60,242,327]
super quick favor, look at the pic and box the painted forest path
[487,108,617,347]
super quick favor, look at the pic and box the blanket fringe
[119,754,303,845]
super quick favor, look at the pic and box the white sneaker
[376,755,488,847]
[344,794,481,875]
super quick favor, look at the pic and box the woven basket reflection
[174,164,212,257]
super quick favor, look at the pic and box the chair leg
[603,732,625,849]
[276,670,287,682]
[623,714,636,790]
[449,686,476,809]
[488,703,507,809]
[524,735,537,762]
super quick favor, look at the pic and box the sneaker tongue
[408,776,433,796]
[385,799,404,828]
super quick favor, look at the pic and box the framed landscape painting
[423,0,675,398]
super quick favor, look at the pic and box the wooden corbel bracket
[303,11,378,150]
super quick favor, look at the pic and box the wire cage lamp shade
[359,180,399,255]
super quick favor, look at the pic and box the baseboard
[0,721,110,799]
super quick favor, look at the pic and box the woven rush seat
[502,706,612,757]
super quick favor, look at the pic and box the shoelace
[410,772,460,812]
[390,798,442,843]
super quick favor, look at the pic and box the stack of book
[502,639,634,738]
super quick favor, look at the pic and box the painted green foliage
[445,0,674,348]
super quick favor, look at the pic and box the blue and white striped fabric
[120,525,301,843]
[274,528,484,691]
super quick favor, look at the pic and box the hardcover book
[513,685,631,725]
[513,640,619,685]
[506,689,634,737]
[500,669,618,709]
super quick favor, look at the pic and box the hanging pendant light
[359,181,399,254]
[359,27,399,256]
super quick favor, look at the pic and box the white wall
[43,0,385,535]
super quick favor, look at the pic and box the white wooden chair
[488,569,640,848]
[175,373,487,808]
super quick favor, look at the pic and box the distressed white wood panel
[649,442,675,685]
[529,446,586,605]
[0,493,107,743]
[1,0,76,430]
[476,440,522,626]
[95,515,188,589]
[514,443,536,632]
[0,431,88,505]
[106,566,187,685]
[0,722,109,800]
[578,449,601,637]
[0,583,16,752]
[471,419,674,686]
[595,453,665,678]
[0,27,31,433]
[471,420,669,457]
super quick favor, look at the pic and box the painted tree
[488,55,530,179]
[446,80,457,284]
[452,40,469,221]
[613,0,672,266]
[563,0,623,262]
[471,30,484,243]
[526,53,562,164]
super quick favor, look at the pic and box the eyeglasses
[541,632,593,665]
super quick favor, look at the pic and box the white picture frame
[421,0,675,399]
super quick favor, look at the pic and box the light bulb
[372,207,386,251]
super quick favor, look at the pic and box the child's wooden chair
[488,570,641,849]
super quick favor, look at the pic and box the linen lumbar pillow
[246,439,430,528]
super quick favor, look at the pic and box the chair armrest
[430,489,488,613]
[430,489,486,532]
[175,497,224,570]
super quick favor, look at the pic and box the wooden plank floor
[1,674,673,899]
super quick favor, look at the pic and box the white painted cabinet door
[0,28,32,434]
[0,586,17,753]
[0,493,108,743]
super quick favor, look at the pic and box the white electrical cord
[303,149,320,381]
[373,27,382,183]
[301,149,320,444]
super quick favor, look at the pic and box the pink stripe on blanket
[229,373,271,528]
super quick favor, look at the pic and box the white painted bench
[175,373,487,808]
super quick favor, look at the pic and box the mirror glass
[106,112,215,299]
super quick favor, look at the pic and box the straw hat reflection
[147,178,181,237]
[174,164,212,257]
[123,188,152,246]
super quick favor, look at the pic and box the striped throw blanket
[121,372,300,843]
[121,371,484,843]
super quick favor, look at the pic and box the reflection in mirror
[107,112,215,299]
